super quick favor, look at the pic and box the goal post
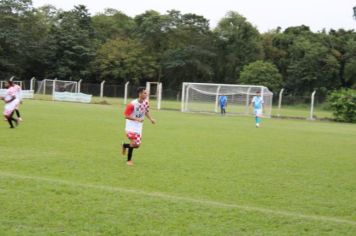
[146,82,162,110]
[36,79,78,95]
[181,82,273,117]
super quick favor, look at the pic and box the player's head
[256,91,261,96]
[137,87,148,100]
[5,80,13,88]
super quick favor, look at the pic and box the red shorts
[126,132,142,145]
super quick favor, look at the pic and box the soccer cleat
[127,160,133,166]
[121,142,126,155]
[17,117,23,122]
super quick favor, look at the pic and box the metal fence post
[30,77,35,91]
[100,80,105,98]
[124,81,130,104]
[308,90,316,120]
[277,88,284,117]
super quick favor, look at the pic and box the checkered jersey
[124,99,150,134]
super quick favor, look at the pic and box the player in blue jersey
[251,91,264,127]
[219,95,227,115]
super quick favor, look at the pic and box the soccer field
[0,99,355,235]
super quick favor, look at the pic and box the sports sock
[127,147,134,161]
[7,116,16,128]
[15,109,21,118]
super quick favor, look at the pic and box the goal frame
[37,79,78,96]
[181,82,273,117]
[146,82,162,110]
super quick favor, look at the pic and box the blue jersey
[252,96,263,109]
[219,96,227,107]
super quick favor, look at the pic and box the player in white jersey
[251,91,264,127]
[13,83,23,121]
[0,81,20,128]
[122,87,156,165]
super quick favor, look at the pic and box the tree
[286,37,340,95]
[92,38,157,84]
[0,0,34,78]
[160,10,216,88]
[239,60,283,92]
[214,11,263,83]
[162,46,215,88]
[45,5,97,80]
[92,9,135,42]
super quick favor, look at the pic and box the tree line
[1,0,356,96]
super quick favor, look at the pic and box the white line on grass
[1,171,355,226]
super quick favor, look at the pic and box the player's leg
[122,132,134,155]
[15,109,22,121]
[255,109,262,127]
[5,111,17,128]
[123,132,141,165]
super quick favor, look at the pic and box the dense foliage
[328,89,356,122]
[1,0,356,95]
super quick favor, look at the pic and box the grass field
[0,99,355,235]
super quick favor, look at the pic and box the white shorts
[3,99,20,116]
[254,109,263,117]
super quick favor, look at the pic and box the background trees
[1,2,355,94]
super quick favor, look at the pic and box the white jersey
[13,84,22,101]
[3,86,20,116]
[124,99,150,134]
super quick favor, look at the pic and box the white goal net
[181,82,273,117]
[37,79,78,95]
[36,79,92,103]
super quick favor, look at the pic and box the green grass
[0,99,355,235]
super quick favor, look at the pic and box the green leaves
[92,38,157,83]
[328,89,356,122]
[240,60,283,93]
[0,3,356,95]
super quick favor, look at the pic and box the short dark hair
[137,87,146,96]
[7,80,13,86]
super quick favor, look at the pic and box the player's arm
[125,115,143,122]
[145,111,156,124]
[2,95,16,103]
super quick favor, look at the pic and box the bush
[328,89,356,123]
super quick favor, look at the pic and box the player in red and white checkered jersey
[122,87,156,165]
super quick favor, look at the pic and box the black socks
[15,109,21,118]
[127,147,134,161]
[123,143,134,161]
[7,116,17,128]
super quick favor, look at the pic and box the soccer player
[13,83,23,122]
[0,81,20,128]
[122,87,156,165]
[251,91,264,127]
[219,95,227,115]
